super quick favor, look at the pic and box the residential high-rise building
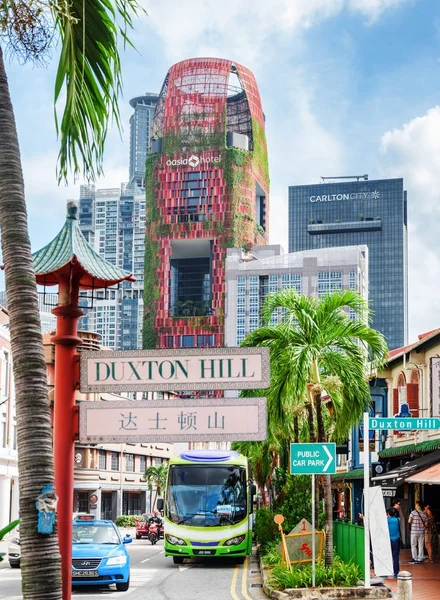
[0,290,57,334]
[78,184,145,349]
[144,57,269,351]
[225,245,369,347]
[128,93,159,188]
[288,177,407,350]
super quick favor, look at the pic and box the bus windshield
[166,465,247,527]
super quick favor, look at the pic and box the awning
[372,448,440,488]
[406,463,440,484]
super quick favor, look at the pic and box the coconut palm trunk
[0,46,62,599]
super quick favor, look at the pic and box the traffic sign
[369,417,440,431]
[80,347,269,393]
[290,443,336,475]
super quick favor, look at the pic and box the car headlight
[165,534,187,546]
[224,535,245,546]
[106,555,127,566]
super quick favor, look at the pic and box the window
[139,455,146,473]
[111,452,119,471]
[125,453,134,472]
[179,335,195,348]
[99,450,107,470]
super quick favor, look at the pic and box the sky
[3,0,440,344]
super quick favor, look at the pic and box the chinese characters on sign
[79,398,267,443]
[79,347,269,393]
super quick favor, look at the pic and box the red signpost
[33,202,134,600]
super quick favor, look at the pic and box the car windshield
[166,465,247,527]
[73,523,120,545]
[140,514,152,522]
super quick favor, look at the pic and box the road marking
[141,557,150,563]
[241,556,254,600]
[230,562,240,600]
[178,565,193,572]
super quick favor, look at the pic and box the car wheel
[116,579,130,592]
[9,561,20,569]
[135,534,141,540]
[173,556,184,564]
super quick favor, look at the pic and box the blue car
[72,515,132,591]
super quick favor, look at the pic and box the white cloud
[379,106,440,340]
[380,106,440,214]
[348,0,411,22]
[141,0,406,67]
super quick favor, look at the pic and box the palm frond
[54,0,145,182]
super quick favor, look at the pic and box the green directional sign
[290,443,336,475]
[369,417,440,431]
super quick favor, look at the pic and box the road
[0,537,265,600]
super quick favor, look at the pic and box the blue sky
[4,0,440,343]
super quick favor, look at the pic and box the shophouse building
[144,57,269,352]
[288,177,408,350]
[0,306,18,529]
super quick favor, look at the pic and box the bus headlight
[166,534,187,546]
[224,535,245,546]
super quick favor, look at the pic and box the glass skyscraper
[128,93,159,189]
[288,178,407,350]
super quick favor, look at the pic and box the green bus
[157,450,256,564]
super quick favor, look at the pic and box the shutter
[393,388,399,416]
[407,383,419,417]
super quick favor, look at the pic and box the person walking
[408,500,427,564]
[391,497,406,545]
[387,508,401,577]
[424,505,435,563]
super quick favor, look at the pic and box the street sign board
[369,417,440,431]
[79,347,269,393]
[78,397,267,443]
[290,443,336,475]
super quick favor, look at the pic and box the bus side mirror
[251,484,257,497]
[156,498,164,512]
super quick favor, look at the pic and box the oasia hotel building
[289,178,408,350]
[144,58,269,351]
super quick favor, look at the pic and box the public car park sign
[290,443,336,475]
[79,347,270,393]
[78,398,267,443]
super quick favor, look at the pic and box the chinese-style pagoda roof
[33,202,135,288]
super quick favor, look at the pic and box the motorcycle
[147,521,160,545]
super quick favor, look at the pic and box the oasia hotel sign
[166,154,221,168]
[309,191,380,203]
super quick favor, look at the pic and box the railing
[333,520,365,578]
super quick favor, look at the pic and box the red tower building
[143,57,269,352]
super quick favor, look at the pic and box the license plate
[72,570,99,578]
[194,550,215,556]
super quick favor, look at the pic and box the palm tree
[0,2,143,598]
[241,289,388,565]
[144,464,169,510]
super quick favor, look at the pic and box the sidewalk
[382,549,440,600]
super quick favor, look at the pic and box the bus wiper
[177,513,199,524]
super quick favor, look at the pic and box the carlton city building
[143,57,269,351]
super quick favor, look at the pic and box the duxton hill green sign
[79,347,270,393]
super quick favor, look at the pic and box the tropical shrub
[254,506,279,551]
[114,515,140,527]
[267,557,362,590]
